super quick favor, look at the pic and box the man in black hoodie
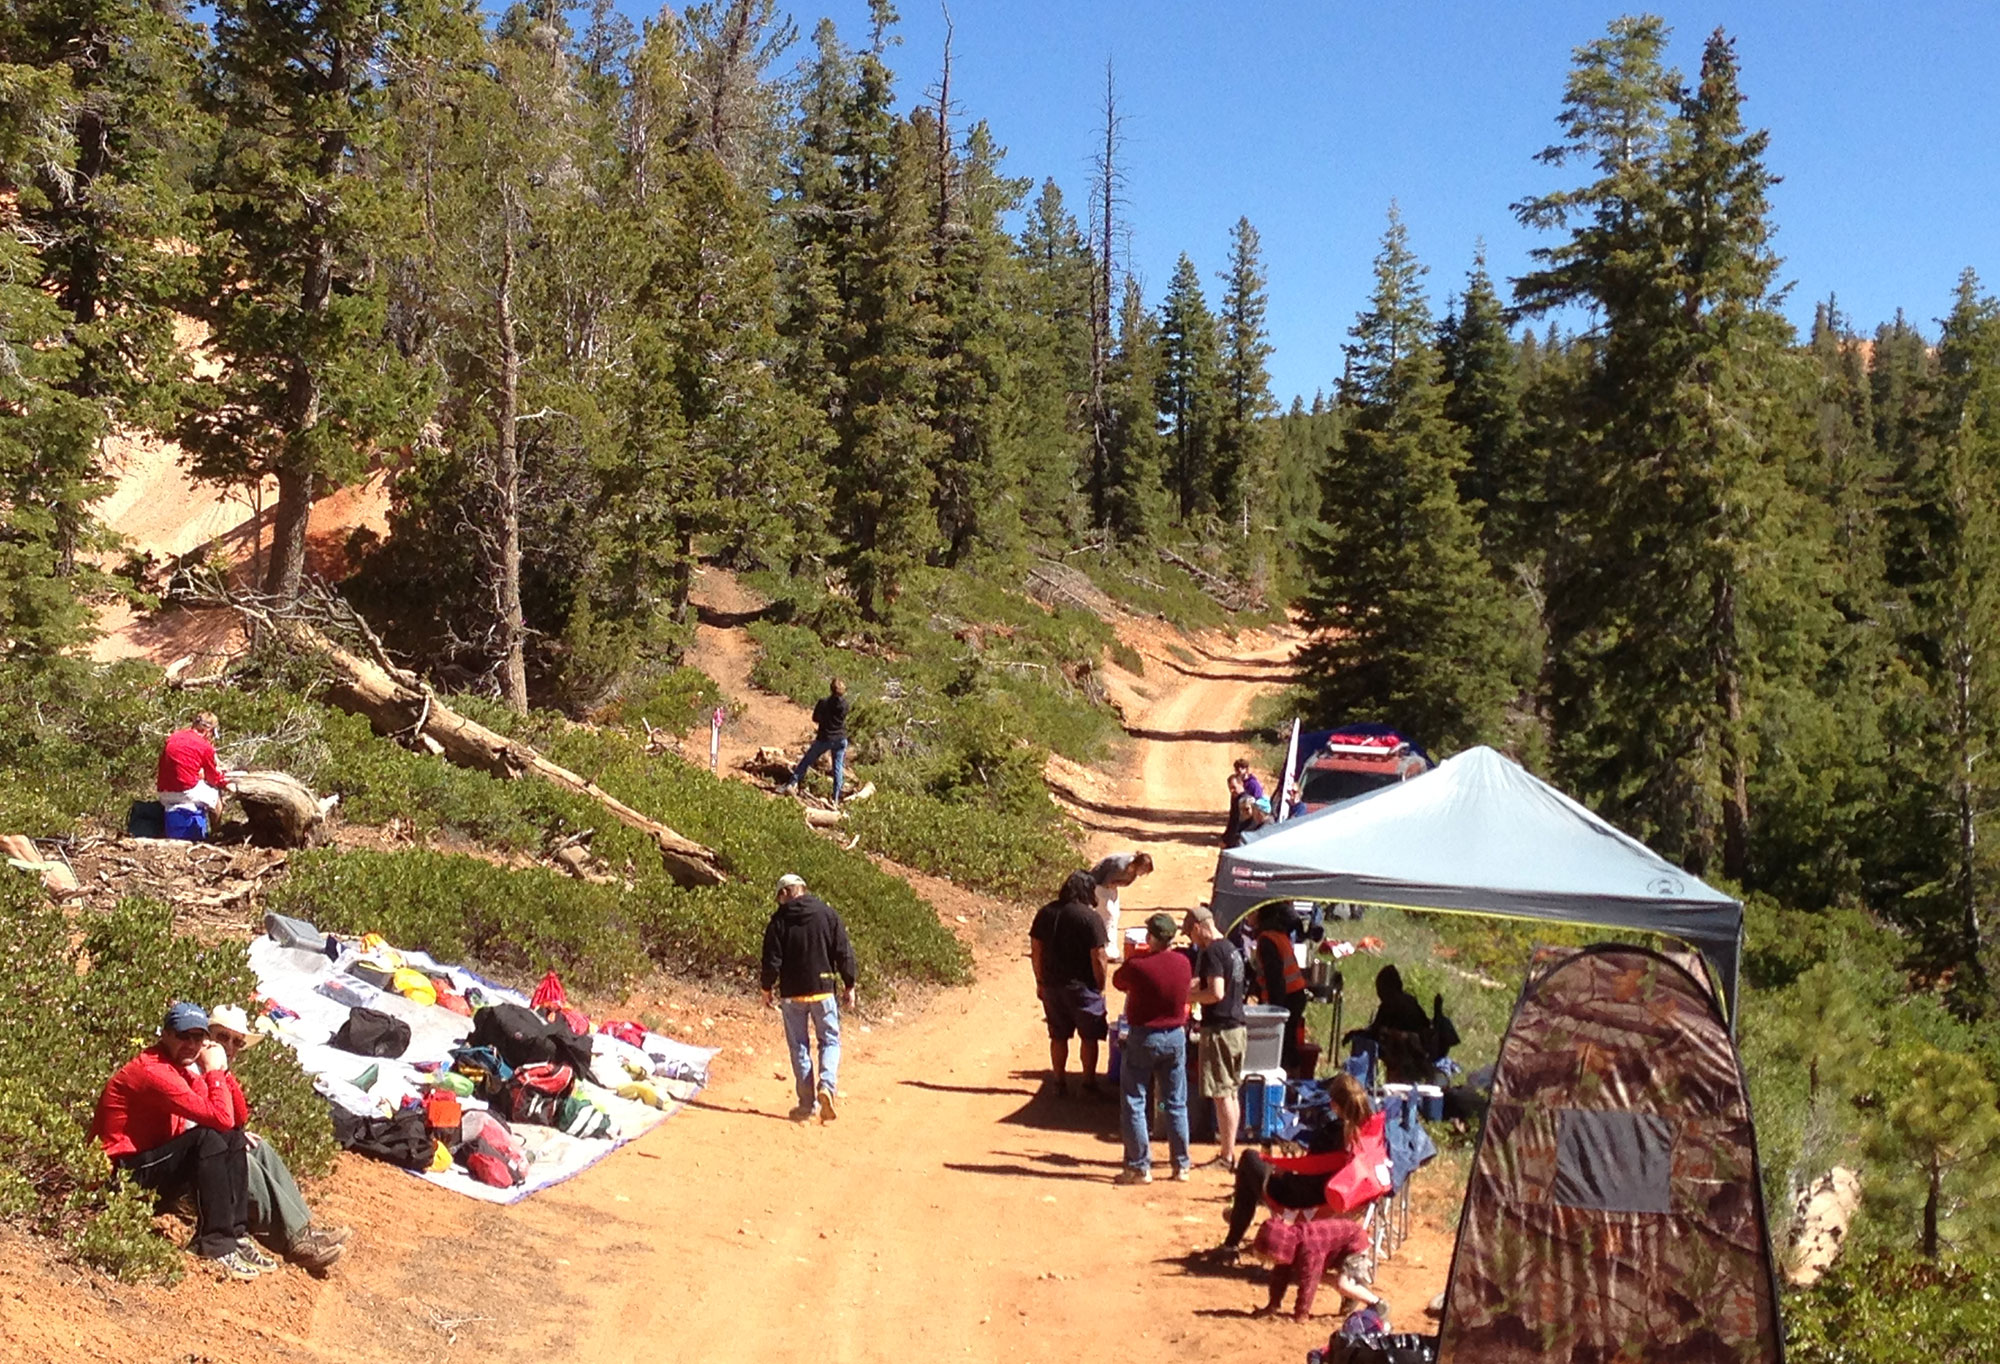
[760,873,860,1123]
[779,678,850,806]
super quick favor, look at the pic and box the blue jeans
[790,737,847,801]
[1120,1024,1190,1174]
[780,996,841,1111]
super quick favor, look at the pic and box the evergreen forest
[3,1,2000,1348]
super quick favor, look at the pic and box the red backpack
[497,1061,575,1128]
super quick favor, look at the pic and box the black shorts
[1043,981,1109,1042]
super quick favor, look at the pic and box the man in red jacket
[157,711,230,841]
[91,1002,262,1279]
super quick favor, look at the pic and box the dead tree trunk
[232,770,328,848]
[494,202,529,714]
[276,620,726,886]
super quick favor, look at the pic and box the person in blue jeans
[1111,912,1195,1184]
[759,873,859,1123]
[779,678,850,806]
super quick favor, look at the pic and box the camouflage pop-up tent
[1436,944,1785,1364]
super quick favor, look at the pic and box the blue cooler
[1240,1068,1288,1141]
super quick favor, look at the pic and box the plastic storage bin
[1243,1003,1289,1073]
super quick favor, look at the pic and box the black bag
[330,1006,411,1058]
[330,1107,434,1170]
[1314,1332,1438,1364]
[469,1002,591,1074]
[126,800,167,839]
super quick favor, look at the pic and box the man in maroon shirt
[91,1002,262,1278]
[156,711,230,841]
[1111,913,1195,1185]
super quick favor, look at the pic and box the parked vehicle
[1286,724,1430,817]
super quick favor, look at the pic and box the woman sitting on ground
[1216,1072,1377,1252]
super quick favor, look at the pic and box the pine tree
[179,0,428,602]
[1517,22,1827,881]
[1101,277,1168,541]
[1014,178,1094,541]
[1156,253,1221,524]
[0,65,108,651]
[1213,217,1278,556]
[1296,209,1515,751]
[1438,248,1524,565]
[1878,274,2000,1004]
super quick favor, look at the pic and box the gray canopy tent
[1211,746,1747,1026]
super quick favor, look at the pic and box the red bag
[423,1087,463,1147]
[599,1020,647,1049]
[457,1111,528,1188]
[498,1061,575,1127]
[1324,1111,1393,1213]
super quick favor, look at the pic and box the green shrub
[267,848,655,992]
[0,882,332,1279]
[1787,1254,2000,1363]
[594,666,725,735]
[1109,639,1145,675]
[844,791,1079,903]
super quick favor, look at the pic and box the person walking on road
[779,678,850,806]
[1185,906,1248,1171]
[1111,913,1195,1185]
[1088,850,1154,961]
[760,874,859,1123]
[1030,870,1110,1094]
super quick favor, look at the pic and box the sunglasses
[172,1028,210,1041]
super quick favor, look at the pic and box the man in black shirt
[1029,870,1109,1094]
[1185,906,1248,1169]
[780,677,851,806]
[760,873,859,1122]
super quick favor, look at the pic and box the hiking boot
[236,1239,280,1271]
[816,1085,838,1122]
[300,1223,352,1249]
[212,1250,265,1282]
[1113,1167,1152,1186]
[288,1232,346,1275]
[788,1104,816,1122]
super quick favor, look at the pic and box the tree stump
[231,771,328,848]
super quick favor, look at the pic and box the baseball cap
[1183,906,1217,933]
[776,873,806,892]
[163,1001,209,1036]
[208,1005,251,1038]
[1145,912,1178,943]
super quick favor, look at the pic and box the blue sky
[738,2,2000,405]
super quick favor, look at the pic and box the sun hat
[163,1001,209,1035]
[207,1004,251,1038]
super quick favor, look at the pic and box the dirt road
[12,625,1453,1364]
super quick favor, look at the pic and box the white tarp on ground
[1211,745,1747,1022]
[249,936,715,1204]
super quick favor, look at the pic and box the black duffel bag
[469,1001,592,1074]
[329,1005,412,1058]
[331,1107,434,1169]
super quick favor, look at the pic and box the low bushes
[844,792,1078,904]
[1787,1254,2000,1363]
[0,880,332,1280]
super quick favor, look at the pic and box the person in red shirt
[157,711,230,841]
[1249,1211,1382,1323]
[91,1003,262,1278]
[1110,913,1195,1185]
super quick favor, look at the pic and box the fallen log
[271,621,727,887]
